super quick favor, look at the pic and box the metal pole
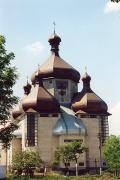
[98,133,102,176]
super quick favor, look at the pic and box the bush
[12,150,42,177]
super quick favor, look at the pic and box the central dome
[31,54,80,84]
[31,32,80,84]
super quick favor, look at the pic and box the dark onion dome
[22,76,60,113]
[48,32,61,41]
[72,72,110,116]
[48,32,61,57]
[12,80,32,119]
[23,81,32,95]
[31,32,80,84]
[82,72,91,82]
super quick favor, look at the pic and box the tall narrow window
[55,80,68,103]
[27,114,36,147]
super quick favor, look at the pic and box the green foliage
[103,135,120,173]
[55,143,72,166]
[0,35,18,149]
[55,141,86,165]
[54,141,86,176]
[0,35,18,123]
[67,141,87,163]
[12,150,42,170]
[0,123,18,149]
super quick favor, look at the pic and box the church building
[1,31,110,171]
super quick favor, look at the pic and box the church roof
[72,72,110,115]
[72,92,108,114]
[31,31,80,84]
[12,78,60,119]
[12,32,110,118]
[22,80,60,113]
[12,101,24,119]
[31,53,80,83]
[53,106,87,135]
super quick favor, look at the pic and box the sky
[0,0,120,135]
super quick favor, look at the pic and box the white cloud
[109,102,120,136]
[104,1,120,13]
[23,41,44,57]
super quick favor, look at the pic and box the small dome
[72,72,109,115]
[22,79,60,113]
[72,93,108,114]
[48,33,61,44]
[23,81,32,95]
[53,106,87,135]
[82,72,91,81]
[12,81,32,119]
[48,32,61,57]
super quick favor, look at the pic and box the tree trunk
[75,162,78,176]
[5,148,7,175]
[64,163,69,176]
[115,167,117,176]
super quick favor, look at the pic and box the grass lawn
[7,174,119,180]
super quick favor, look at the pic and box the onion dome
[31,32,80,84]
[48,32,61,56]
[53,106,86,135]
[23,80,32,95]
[12,80,31,119]
[22,76,60,113]
[72,72,110,115]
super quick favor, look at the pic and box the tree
[0,123,18,149]
[54,140,86,176]
[68,141,87,176]
[0,35,18,123]
[54,144,72,169]
[12,150,42,176]
[103,135,120,176]
[0,35,18,174]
